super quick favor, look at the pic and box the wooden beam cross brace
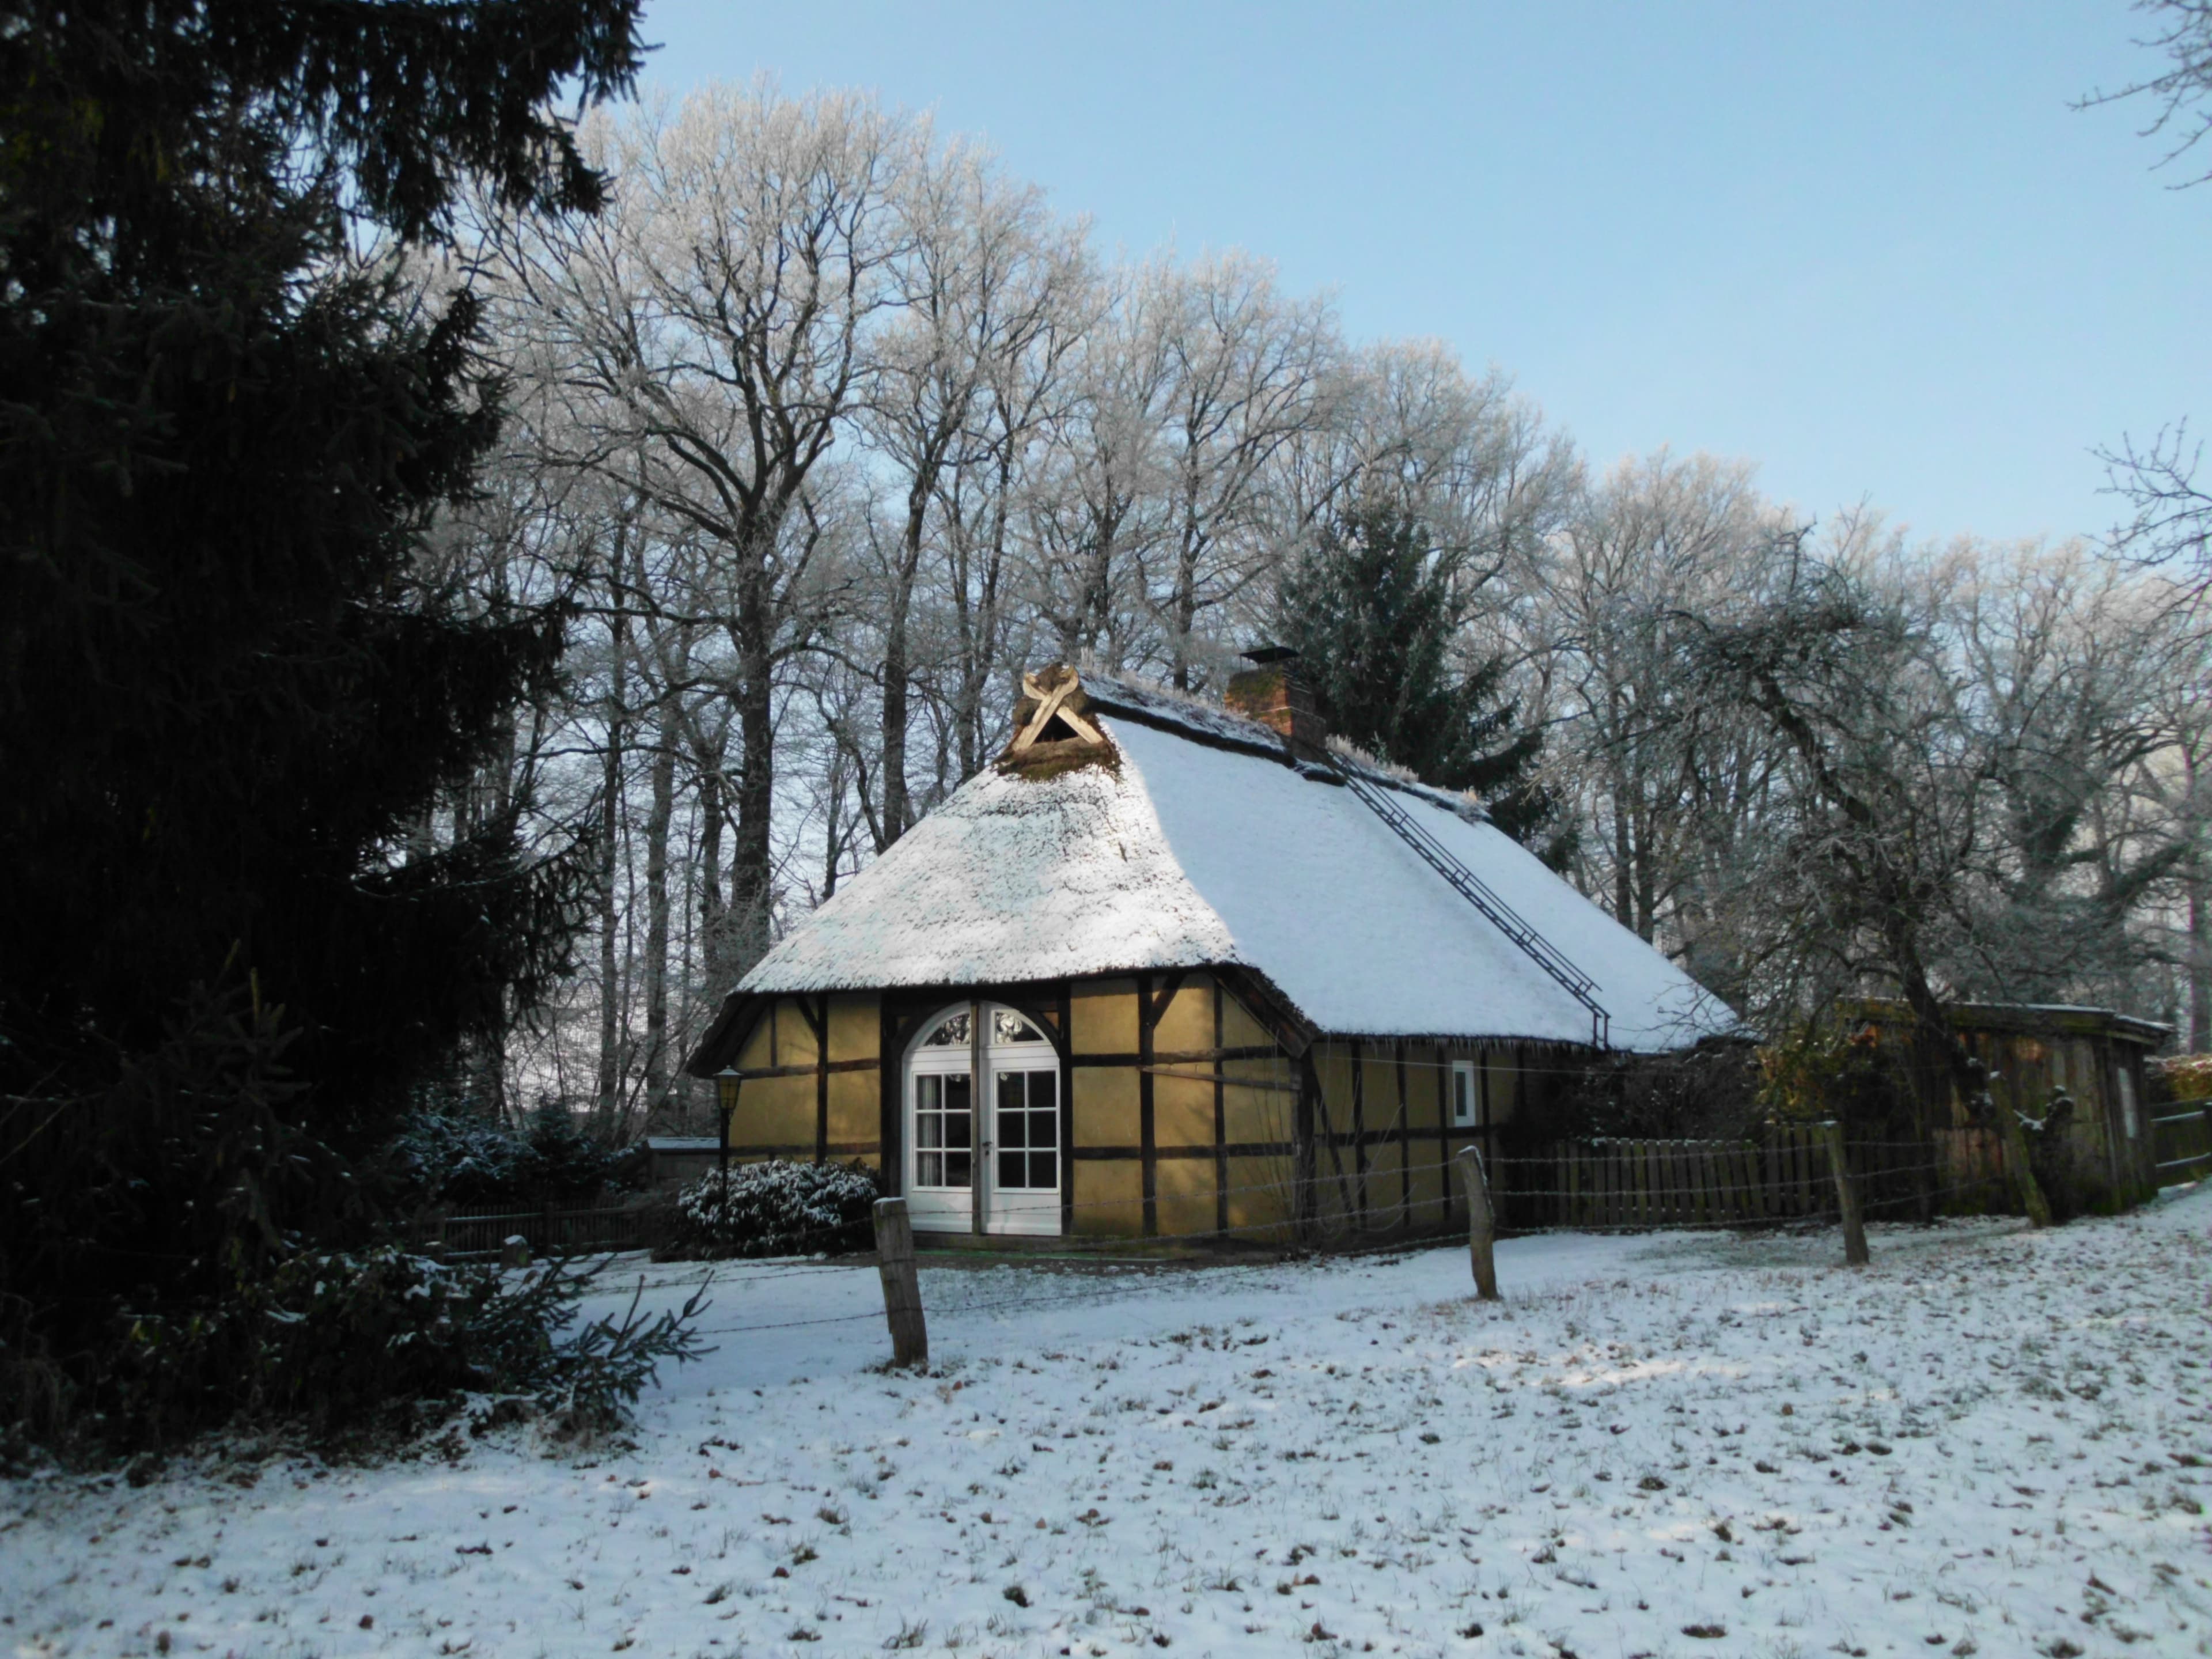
[1013,671,1104,752]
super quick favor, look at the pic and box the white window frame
[903,1001,1061,1236]
[1451,1058,1482,1128]
[905,1009,978,1235]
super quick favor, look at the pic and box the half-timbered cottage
[683,659,1737,1244]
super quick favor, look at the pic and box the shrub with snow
[109,1246,706,1447]
[657,1160,881,1259]
[388,1104,631,1205]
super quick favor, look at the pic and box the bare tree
[1147,252,1336,688]
[1019,262,1176,667]
[1945,540,2190,1003]
[1536,450,1794,969]
[858,141,1070,844]
[2082,1,2212,184]
[479,81,916,978]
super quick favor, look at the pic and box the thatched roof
[692,676,1737,1066]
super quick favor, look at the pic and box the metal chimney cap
[1240,645,1301,666]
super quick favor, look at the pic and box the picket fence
[410,1194,658,1260]
[1495,1126,1939,1231]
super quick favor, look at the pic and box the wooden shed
[1862,1001,2168,1211]
[684,663,1737,1245]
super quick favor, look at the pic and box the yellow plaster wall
[1310,1043,1354,1134]
[733,1009,775,1072]
[1225,1155,1297,1241]
[1152,980,1213,1055]
[1363,1135,1407,1210]
[1221,992,1273,1051]
[721,994,886,1160]
[1222,1074,1294,1147]
[1071,978,1138,1054]
[1074,1064,1140,1148]
[1153,1073,1214,1151]
[1466,1047,1510,1124]
[771,1001,817,1069]
[1072,1159,1143,1236]
[828,995,877,1063]
[1359,1046,1403,1137]
[828,1069,878,1154]
[1154,1159,1214,1238]
[734,1071,814,1150]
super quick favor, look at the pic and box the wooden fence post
[1456,1146,1499,1301]
[872,1197,929,1369]
[1820,1122,1870,1266]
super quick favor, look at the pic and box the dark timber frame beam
[793,995,831,1165]
[1137,971,1187,1237]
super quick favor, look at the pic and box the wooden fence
[1496,1126,1945,1231]
[410,1194,658,1260]
[2154,1100,2212,1186]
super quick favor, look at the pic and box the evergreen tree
[1276,500,1562,853]
[0,0,645,1414]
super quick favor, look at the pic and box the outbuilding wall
[1944,1017,2159,1210]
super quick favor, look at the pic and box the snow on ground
[6,1189,2210,1659]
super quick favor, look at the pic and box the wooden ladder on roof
[1330,762,1611,1048]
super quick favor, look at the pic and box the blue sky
[635,1,2207,546]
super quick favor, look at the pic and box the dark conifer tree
[1275,499,1564,855]
[0,1,645,1397]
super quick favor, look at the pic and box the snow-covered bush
[388,1103,631,1205]
[656,1160,881,1260]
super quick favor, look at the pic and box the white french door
[904,1003,1062,1236]
[987,1056,1060,1235]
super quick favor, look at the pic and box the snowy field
[5,1189,2210,1659]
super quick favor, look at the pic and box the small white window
[2119,1066,2139,1139]
[1451,1059,1480,1127]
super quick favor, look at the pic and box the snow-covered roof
[1859,1000,2171,1044]
[719,681,1738,1054]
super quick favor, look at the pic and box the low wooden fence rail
[1496,1127,1944,1231]
[2153,1100,2212,1185]
[408,1194,658,1260]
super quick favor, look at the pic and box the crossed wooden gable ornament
[997,664,1117,777]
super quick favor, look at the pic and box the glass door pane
[914,1070,972,1189]
[994,1069,1058,1192]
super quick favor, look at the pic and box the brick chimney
[1224,646,1328,760]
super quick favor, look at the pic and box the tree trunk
[823,749,849,901]
[595,592,629,1137]
[641,713,677,1127]
[2191,851,2210,1055]
[1171,496,1203,691]
[1612,794,1634,929]
[879,536,921,849]
[695,725,727,993]
[2184,743,2210,1054]
[954,458,1014,780]
[728,615,778,983]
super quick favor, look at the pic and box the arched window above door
[920,1009,971,1047]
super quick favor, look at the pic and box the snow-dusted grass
[6,1189,2210,1658]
